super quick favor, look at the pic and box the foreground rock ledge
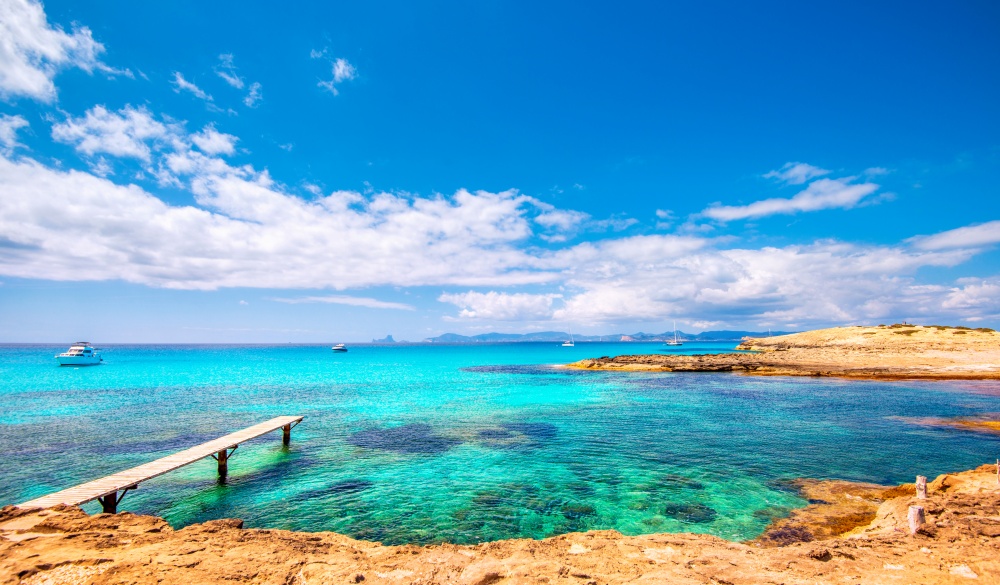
[2,465,998,585]
[569,325,1000,380]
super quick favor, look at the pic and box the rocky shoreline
[569,324,1000,380]
[3,324,999,584]
[2,465,998,584]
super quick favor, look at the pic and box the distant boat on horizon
[56,342,103,366]
[664,321,683,346]
[561,329,574,347]
[331,343,348,352]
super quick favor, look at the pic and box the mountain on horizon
[422,330,794,343]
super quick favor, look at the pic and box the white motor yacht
[331,343,348,352]
[56,342,103,366]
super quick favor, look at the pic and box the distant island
[371,334,396,343]
[422,330,792,343]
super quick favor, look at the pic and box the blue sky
[0,0,998,342]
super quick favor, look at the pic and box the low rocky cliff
[2,464,998,584]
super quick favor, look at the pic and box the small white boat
[331,343,348,352]
[56,342,103,366]
[561,330,574,347]
[664,322,683,346]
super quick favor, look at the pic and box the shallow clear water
[1,342,998,544]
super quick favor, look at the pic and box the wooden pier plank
[17,416,302,509]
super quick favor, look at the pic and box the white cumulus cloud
[426,225,990,327]
[0,113,29,154]
[190,125,237,156]
[332,58,356,83]
[702,177,879,222]
[214,53,243,89]
[547,239,973,325]
[941,279,1000,317]
[439,291,562,320]
[269,295,415,310]
[909,220,1000,251]
[51,105,172,161]
[5,111,1000,329]
[318,58,357,95]
[172,72,213,102]
[0,0,126,102]
[763,162,831,185]
[243,81,262,108]
[0,152,554,290]
[535,209,589,231]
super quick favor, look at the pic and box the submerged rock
[561,503,596,519]
[328,480,375,494]
[501,422,558,441]
[347,424,461,454]
[661,503,717,523]
[461,365,550,375]
[659,474,705,491]
[477,421,558,451]
[477,429,517,440]
[293,480,374,501]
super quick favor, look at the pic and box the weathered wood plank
[18,416,302,509]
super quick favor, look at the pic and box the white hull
[57,355,102,366]
[56,342,102,365]
[665,321,682,346]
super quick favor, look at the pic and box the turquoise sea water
[1,342,999,544]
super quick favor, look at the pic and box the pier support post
[217,449,229,477]
[98,491,117,514]
[916,475,927,499]
[211,446,237,480]
[908,506,925,534]
[282,423,291,446]
[96,486,134,514]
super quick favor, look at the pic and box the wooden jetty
[17,416,303,514]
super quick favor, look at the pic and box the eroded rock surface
[2,465,999,584]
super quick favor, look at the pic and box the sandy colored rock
[947,419,1000,434]
[2,465,999,584]
[890,415,1000,437]
[569,324,1000,380]
[756,478,905,546]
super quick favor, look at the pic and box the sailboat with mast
[664,321,683,346]
[561,329,575,347]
